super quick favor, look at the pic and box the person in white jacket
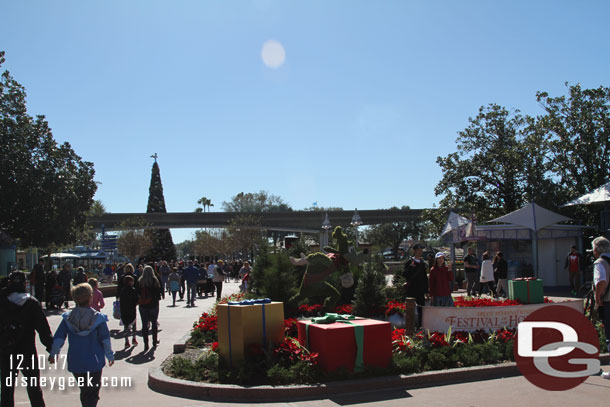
[479,251,496,297]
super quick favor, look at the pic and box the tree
[367,225,418,260]
[73,200,106,247]
[192,229,229,259]
[227,215,266,260]
[222,191,292,212]
[433,104,557,231]
[117,217,153,263]
[195,196,214,213]
[536,84,610,224]
[145,161,176,260]
[0,51,97,248]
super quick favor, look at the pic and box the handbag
[113,300,121,320]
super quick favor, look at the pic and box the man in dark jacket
[1,271,54,407]
[402,244,429,329]
[58,263,73,308]
[30,259,46,302]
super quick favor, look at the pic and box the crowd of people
[1,257,252,407]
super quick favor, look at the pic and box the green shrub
[454,344,481,367]
[267,365,291,385]
[423,348,447,371]
[352,255,387,317]
[167,352,219,382]
[477,343,500,364]
[392,353,421,374]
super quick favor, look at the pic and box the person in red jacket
[429,252,455,307]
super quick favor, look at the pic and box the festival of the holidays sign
[422,300,584,332]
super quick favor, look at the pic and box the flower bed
[173,295,605,386]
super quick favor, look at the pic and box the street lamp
[321,213,332,249]
[350,209,363,248]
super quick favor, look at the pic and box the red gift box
[297,318,392,373]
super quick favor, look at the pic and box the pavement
[11,283,610,407]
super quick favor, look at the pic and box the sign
[101,235,118,250]
[514,305,599,391]
[422,300,584,332]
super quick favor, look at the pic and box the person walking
[58,263,73,308]
[138,266,162,351]
[429,252,454,306]
[31,258,46,302]
[168,267,181,306]
[564,245,584,295]
[401,244,429,328]
[479,251,496,297]
[183,261,199,307]
[591,237,610,379]
[213,260,226,301]
[1,271,54,407]
[88,278,105,312]
[464,247,480,296]
[493,252,509,298]
[159,260,171,294]
[49,283,114,407]
[119,274,139,349]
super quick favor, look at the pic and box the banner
[422,300,584,332]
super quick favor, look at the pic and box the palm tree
[196,197,214,212]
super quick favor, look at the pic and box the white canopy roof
[40,253,79,259]
[488,202,572,231]
[562,182,610,206]
[440,212,470,237]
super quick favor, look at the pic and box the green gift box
[509,278,543,304]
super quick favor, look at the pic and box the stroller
[197,270,215,298]
[47,285,65,310]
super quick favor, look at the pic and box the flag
[312,201,318,207]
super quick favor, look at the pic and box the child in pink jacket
[88,278,105,311]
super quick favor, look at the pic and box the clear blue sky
[2,1,609,243]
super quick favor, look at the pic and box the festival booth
[477,203,588,287]
[562,181,610,239]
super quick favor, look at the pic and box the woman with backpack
[138,266,162,351]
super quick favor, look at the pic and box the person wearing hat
[1,271,54,407]
[401,244,429,328]
[429,252,455,307]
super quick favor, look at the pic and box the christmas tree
[145,157,176,261]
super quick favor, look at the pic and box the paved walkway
[13,284,610,406]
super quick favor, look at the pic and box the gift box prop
[217,298,285,367]
[297,313,392,373]
[509,278,543,304]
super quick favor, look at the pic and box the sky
[1,1,609,243]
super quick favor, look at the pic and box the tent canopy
[562,182,610,207]
[41,253,79,259]
[488,202,571,231]
[440,212,470,237]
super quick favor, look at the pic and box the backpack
[139,286,153,305]
[0,297,25,354]
[170,280,180,292]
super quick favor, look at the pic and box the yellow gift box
[217,300,285,366]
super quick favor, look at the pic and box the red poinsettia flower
[385,300,406,316]
[211,341,219,351]
[334,304,353,314]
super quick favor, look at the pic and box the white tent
[440,212,469,237]
[488,202,572,277]
[489,202,572,231]
[562,182,610,206]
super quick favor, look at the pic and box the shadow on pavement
[329,389,412,406]
[125,350,155,364]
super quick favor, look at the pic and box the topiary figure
[290,226,365,311]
